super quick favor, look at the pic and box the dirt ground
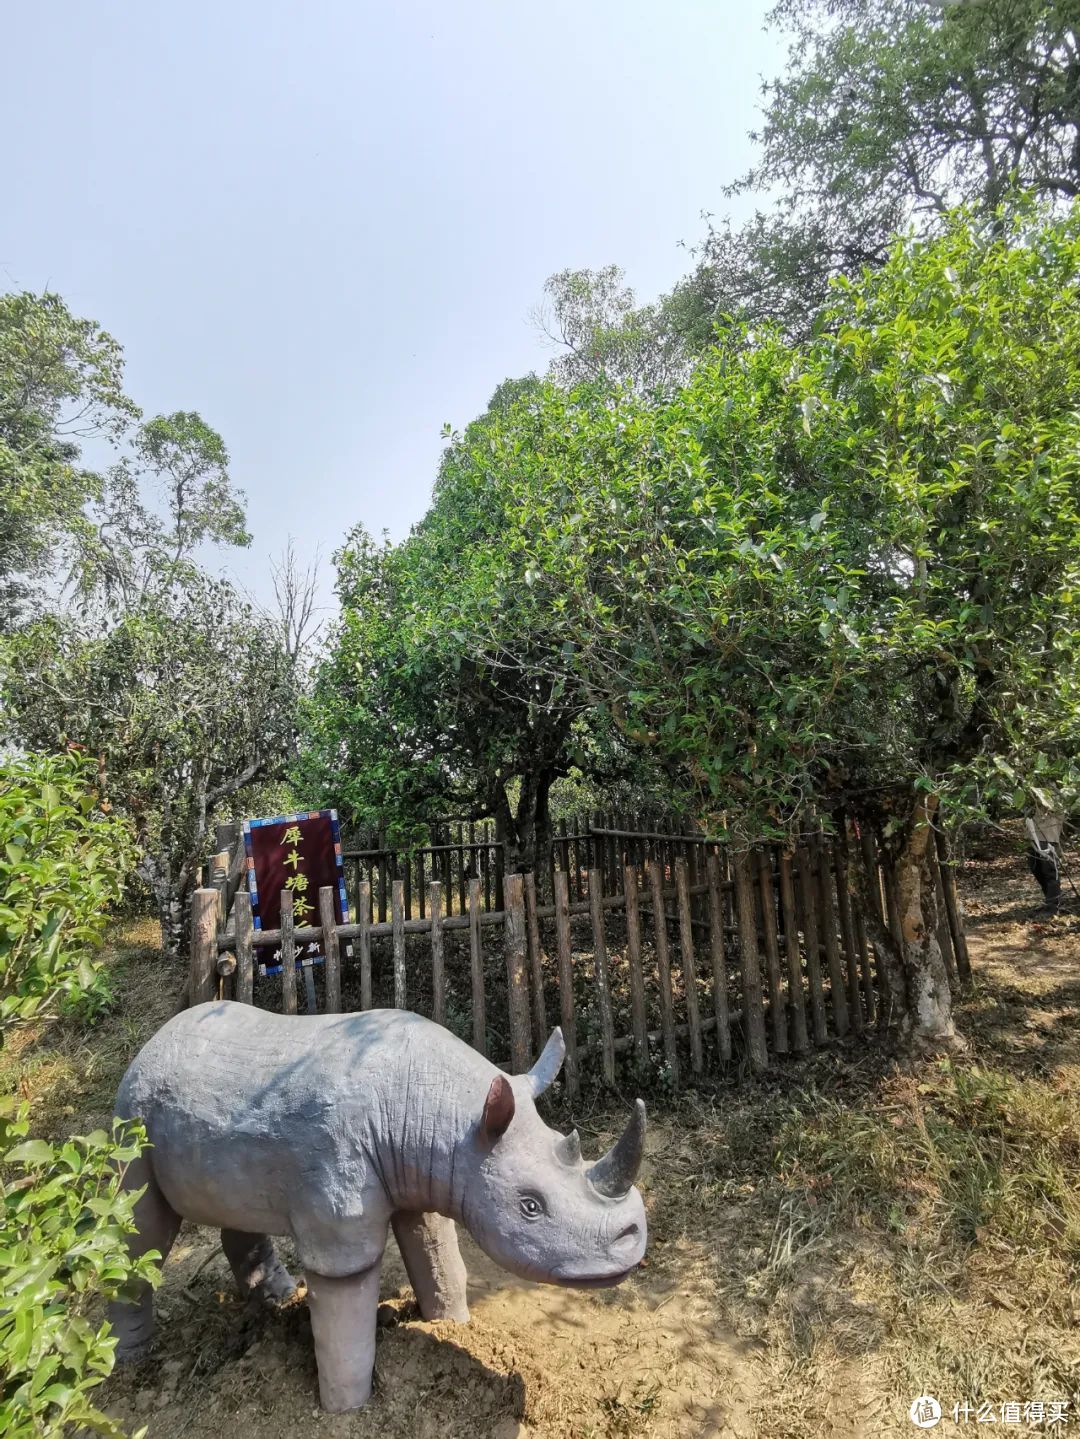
[7,835,1080,1438]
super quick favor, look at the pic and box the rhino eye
[519,1193,546,1220]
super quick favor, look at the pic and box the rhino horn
[526,1027,565,1098]
[555,1128,581,1167]
[587,1099,646,1198]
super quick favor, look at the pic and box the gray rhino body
[110,1002,647,1410]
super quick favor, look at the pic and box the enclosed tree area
[450,205,1080,1050]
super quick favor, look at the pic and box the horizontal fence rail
[189,818,972,1095]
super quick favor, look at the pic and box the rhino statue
[109,1003,647,1411]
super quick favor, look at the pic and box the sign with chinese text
[243,810,349,944]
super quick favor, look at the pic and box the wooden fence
[189,822,971,1093]
[338,811,714,922]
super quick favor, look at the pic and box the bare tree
[269,539,324,662]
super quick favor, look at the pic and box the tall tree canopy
[454,203,1080,1046]
[0,290,300,949]
[298,386,600,875]
[686,0,1080,334]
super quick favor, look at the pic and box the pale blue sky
[3,1,782,611]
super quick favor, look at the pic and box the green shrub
[0,751,134,1034]
[0,751,156,1437]
[1,1116,158,1437]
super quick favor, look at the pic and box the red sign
[243,809,347,934]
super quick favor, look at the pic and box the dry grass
[0,915,181,1135]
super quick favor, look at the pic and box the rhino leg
[220,1229,302,1307]
[391,1211,470,1322]
[306,1262,382,1411]
[107,1154,182,1362]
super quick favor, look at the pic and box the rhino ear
[480,1074,515,1142]
[526,1028,565,1098]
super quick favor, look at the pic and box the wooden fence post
[358,880,372,1011]
[280,889,297,1015]
[504,874,532,1073]
[756,847,788,1054]
[675,859,704,1075]
[523,873,549,1053]
[832,825,864,1034]
[319,885,341,1014]
[705,855,732,1063]
[430,881,445,1025]
[468,878,486,1056]
[816,833,849,1038]
[795,843,828,1043]
[234,889,254,1005]
[588,869,617,1086]
[392,879,406,1008]
[648,860,679,1085]
[188,888,218,1006]
[553,870,579,1098]
[211,849,230,926]
[623,864,648,1068]
[733,851,769,1073]
[778,851,809,1053]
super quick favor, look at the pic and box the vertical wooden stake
[319,886,341,1014]
[189,888,219,1007]
[778,851,809,1052]
[392,879,406,1008]
[795,844,828,1043]
[733,851,768,1073]
[523,872,548,1053]
[430,881,445,1026]
[234,889,254,1005]
[675,859,704,1075]
[648,860,679,1085]
[553,870,579,1099]
[816,834,849,1037]
[705,855,732,1063]
[587,869,617,1086]
[280,889,297,1016]
[832,826,864,1034]
[468,879,486,1056]
[623,864,648,1069]
[756,847,788,1054]
[358,880,372,1011]
[503,874,532,1074]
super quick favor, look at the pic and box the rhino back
[117,1003,469,1234]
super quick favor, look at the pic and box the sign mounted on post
[243,810,349,978]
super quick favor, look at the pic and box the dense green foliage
[421,203,1080,1040]
[0,752,133,1034]
[299,402,590,867]
[4,578,298,952]
[463,207,1080,840]
[0,292,302,947]
[551,3,1080,370]
[1,1120,156,1439]
[0,753,157,1438]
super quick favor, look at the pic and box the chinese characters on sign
[243,810,349,975]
